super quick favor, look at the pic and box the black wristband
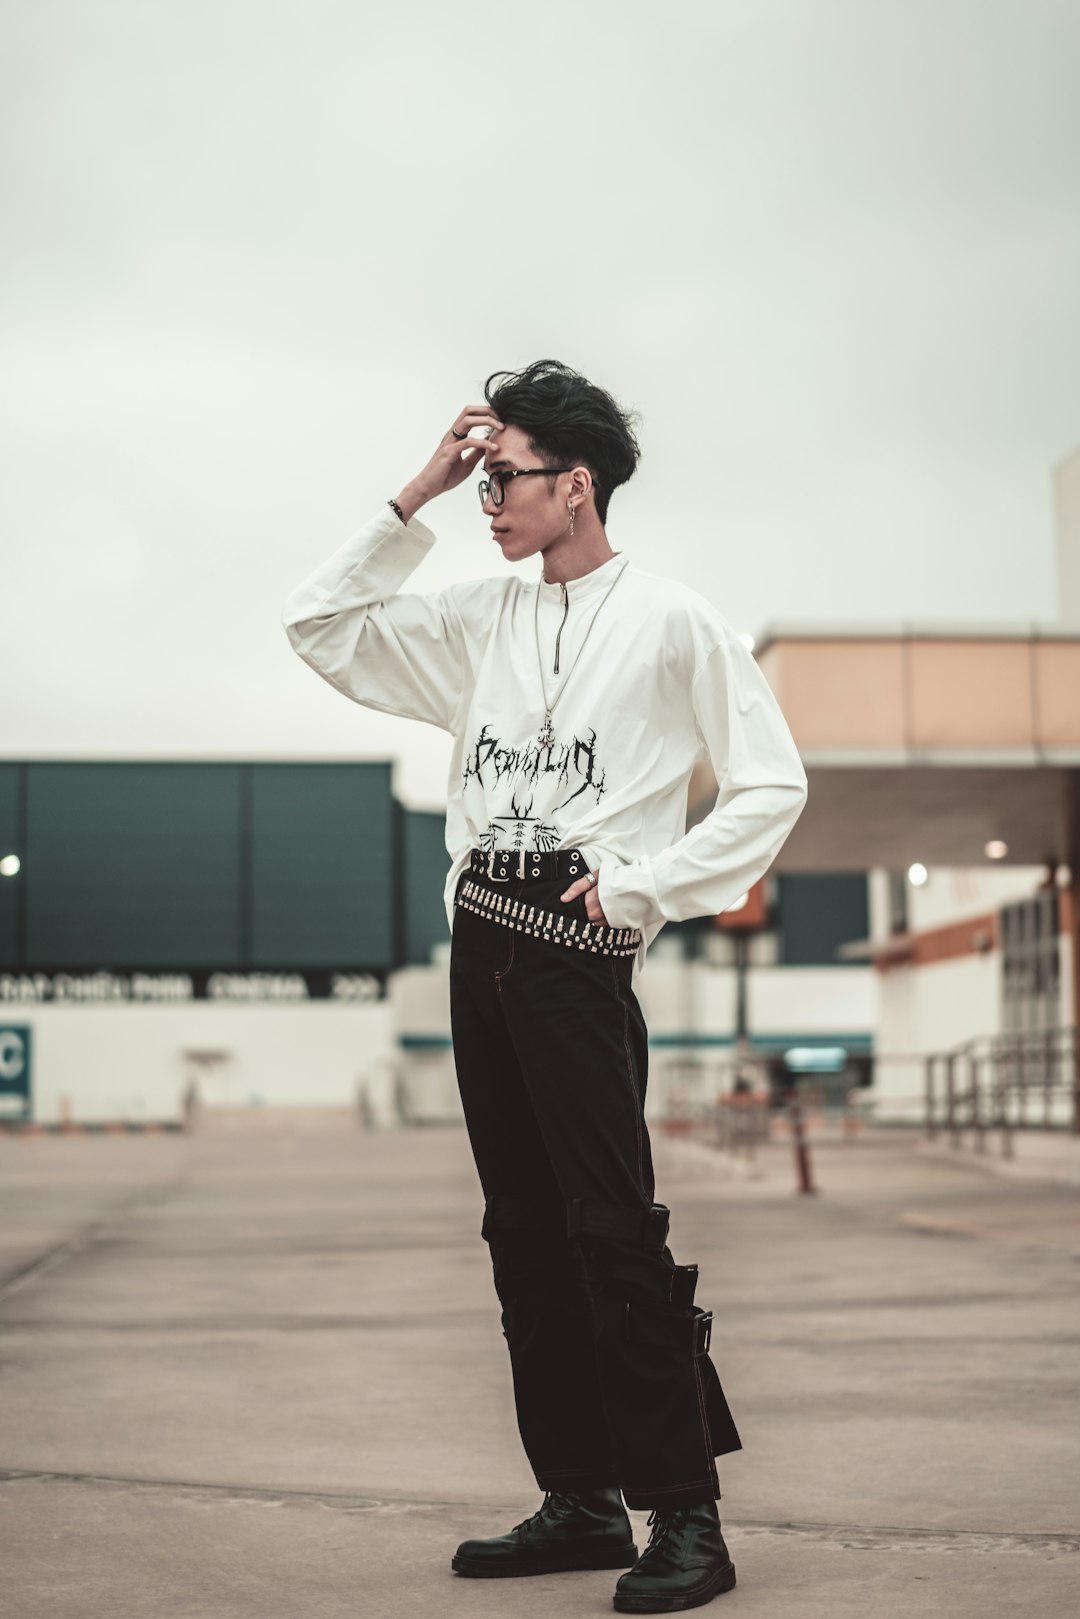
[387,498,405,524]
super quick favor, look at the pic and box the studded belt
[455,876,642,957]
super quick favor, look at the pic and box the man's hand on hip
[561,871,609,926]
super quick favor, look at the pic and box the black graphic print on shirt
[463,723,607,853]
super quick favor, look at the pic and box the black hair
[482,358,641,526]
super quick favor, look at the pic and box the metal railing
[712,1089,773,1158]
[656,1056,834,1161]
[924,1025,1080,1157]
[656,1056,772,1151]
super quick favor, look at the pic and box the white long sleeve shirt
[281,504,809,979]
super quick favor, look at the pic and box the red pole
[788,1085,818,1195]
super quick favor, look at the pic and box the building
[0,758,874,1127]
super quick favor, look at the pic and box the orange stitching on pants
[611,958,645,1195]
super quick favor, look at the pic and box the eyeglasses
[477,467,578,508]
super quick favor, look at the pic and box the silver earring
[568,500,575,536]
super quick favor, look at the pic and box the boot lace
[512,1490,578,1536]
[643,1505,689,1553]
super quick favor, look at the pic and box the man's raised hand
[395,405,505,520]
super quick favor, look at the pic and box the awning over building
[690,625,1080,871]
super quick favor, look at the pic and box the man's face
[481,424,573,564]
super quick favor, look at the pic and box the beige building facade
[699,441,1080,1121]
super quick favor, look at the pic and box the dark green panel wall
[5,763,865,976]
[251,763,395,967]
[27,763,243,967]
[0,761,401,973]
[0,765,21,964]
[402,808,452,964]
[777,873,869,966]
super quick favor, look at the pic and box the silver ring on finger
[451,427,467,440]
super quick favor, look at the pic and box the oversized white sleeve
[281,505,467,733]
[596,634,809,929]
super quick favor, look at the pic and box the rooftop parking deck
[1,1114,1078,1618]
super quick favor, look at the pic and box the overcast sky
[2,0,1079,807]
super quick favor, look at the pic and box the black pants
[448,865,742,1512]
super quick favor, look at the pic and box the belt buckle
[692,1310,713,1357]
[487,850,525,882]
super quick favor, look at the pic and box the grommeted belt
[469,847,590,882]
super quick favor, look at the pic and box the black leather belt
[469,847,591,882]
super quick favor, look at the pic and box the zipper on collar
[554,581,569,674]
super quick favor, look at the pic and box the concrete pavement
[1,1114,1078,1617]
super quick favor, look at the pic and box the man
[281,359,808,1613]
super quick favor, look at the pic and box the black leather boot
[612,1498,736,1612]
[451,1484,638,1578]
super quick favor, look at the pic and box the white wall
[637,957,736,1041]
[1063,931,1075,1026]
[630,958,876,1044]
[388,952,878,1126]
[868,864,1053,939]
[391,963,451,1038]
[874,951,1001,1123]
[6,1001,396,1125]
[867,868,893,942]
[864,863,1073,1121]
[748,965,877,1035]
[20,936,1035,1130]
[907,865,1049,931]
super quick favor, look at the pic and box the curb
[0,1121,186,1136]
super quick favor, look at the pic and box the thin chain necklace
[533,556,630,749]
